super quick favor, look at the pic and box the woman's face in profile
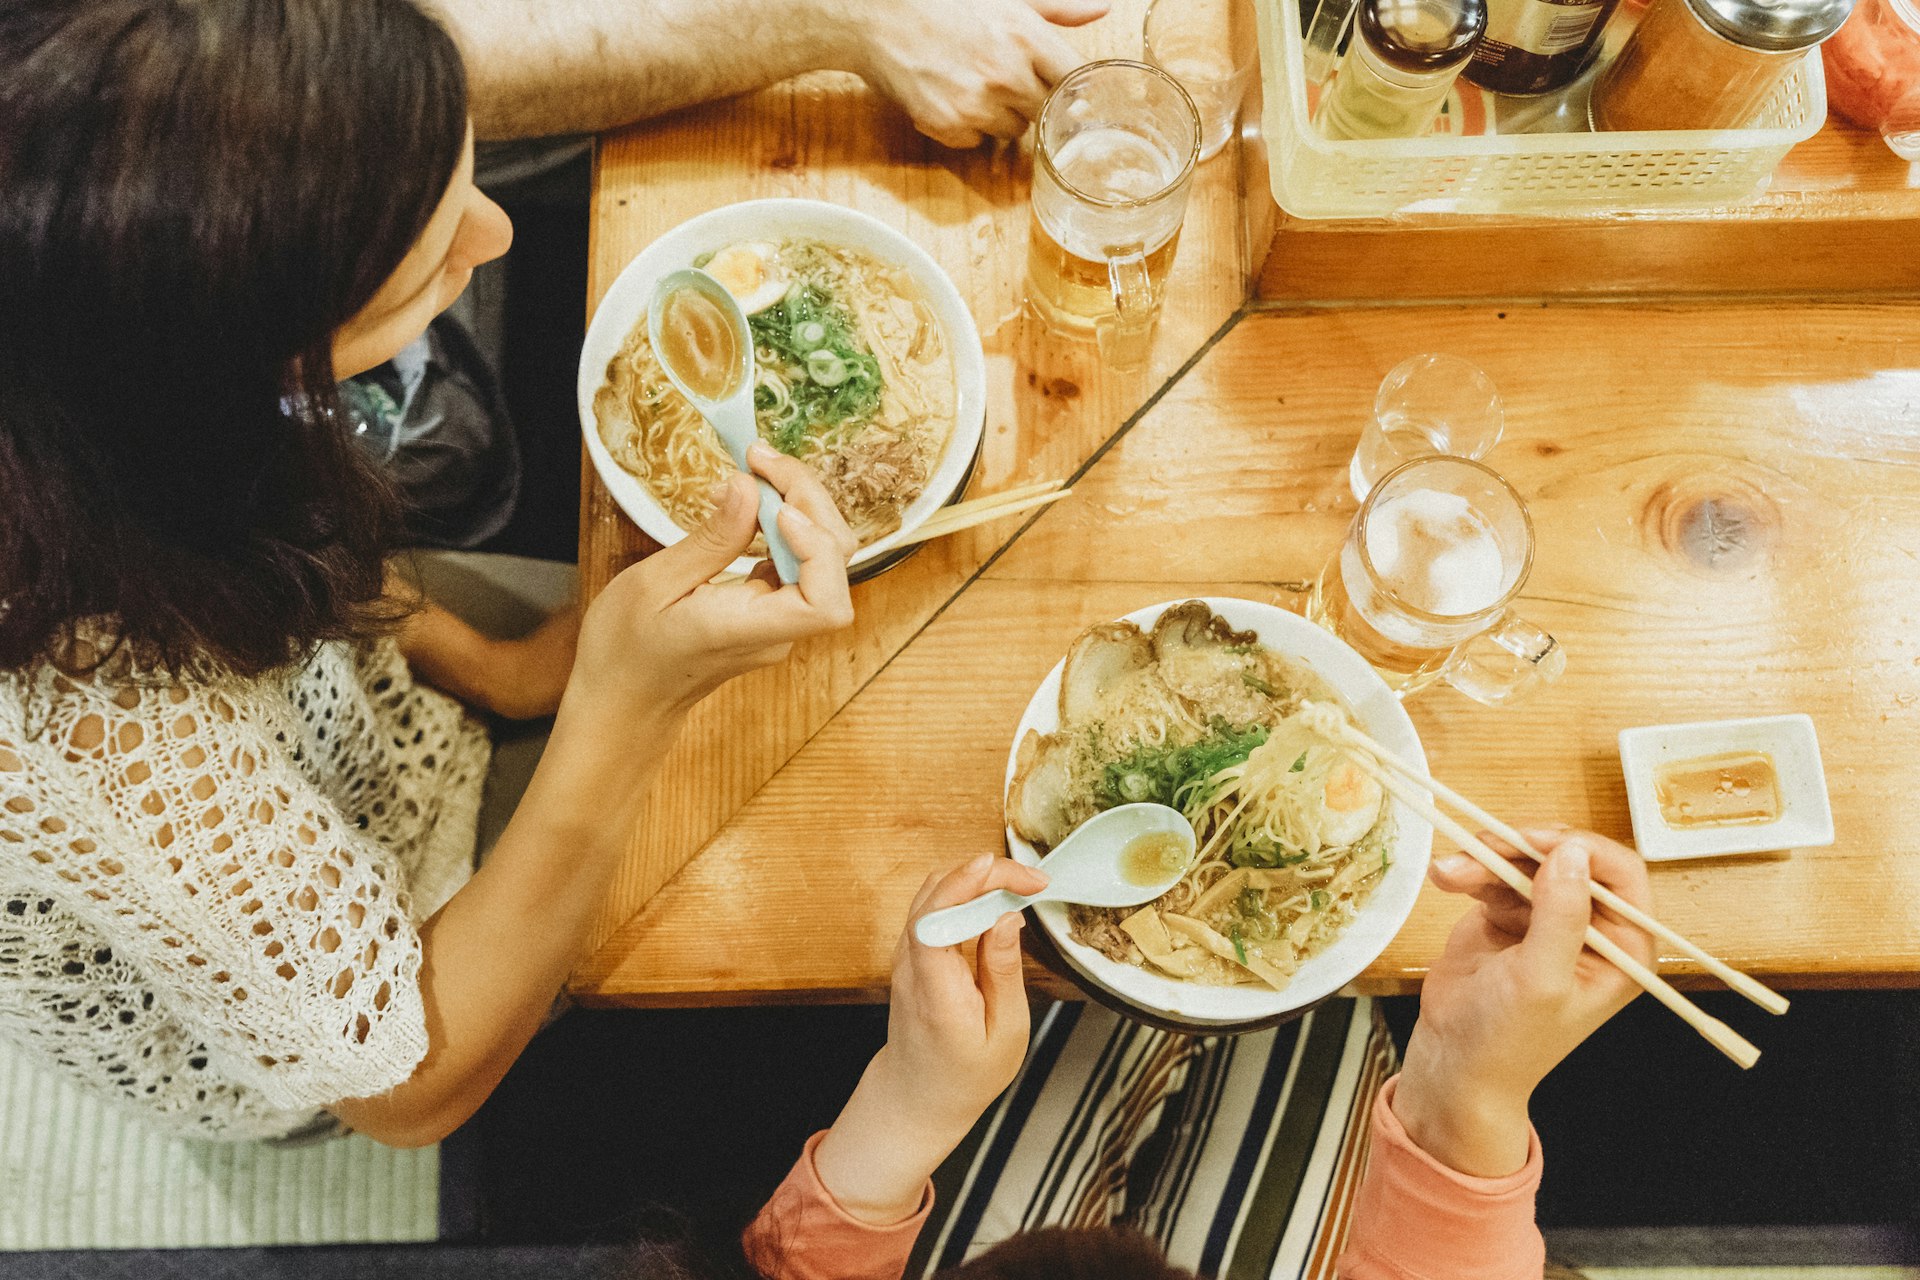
[331,125,513,379]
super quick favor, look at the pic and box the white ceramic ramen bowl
[1004,598,1433,1028]
[578,198,988,579]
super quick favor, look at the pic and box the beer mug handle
[1097,247,1155,371]
[1441,614,1567,706]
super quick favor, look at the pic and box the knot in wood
[1644,473,1778,573]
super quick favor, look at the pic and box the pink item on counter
[1822,0,1920,132]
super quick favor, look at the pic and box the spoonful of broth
[913,804,1197,949]
[647,268,800,584]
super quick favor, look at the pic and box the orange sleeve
[1337,1077,1546,1280]
[742,1131,935,1280]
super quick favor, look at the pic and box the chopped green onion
[1230,926,1247,965]
[793,320,827,347]
[1242,671,1278,696]
[1289,750,1308,773]
[807,350,849,386]
[1310,889,1330,911]
[1118,772,1154,802]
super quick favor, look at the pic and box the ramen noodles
[1007,602,1394,991]
[595,238,957,549]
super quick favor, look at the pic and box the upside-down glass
[1144,0,1260,160]
[1350,353,1504,501]
[1027,60,1201,370]
[1308,456,1565,704]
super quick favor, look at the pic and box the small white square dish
[1618,714,1835,862]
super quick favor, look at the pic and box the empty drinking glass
[1349,353,1503,501]
[1144,0,1259,161]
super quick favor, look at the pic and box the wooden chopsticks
[1303,705,1784,1069]
[708,479,1072,584]
[889,479,1072,549]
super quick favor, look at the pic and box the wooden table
[572,2,1920,1007]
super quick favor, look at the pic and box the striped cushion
[911,998,1395,1280]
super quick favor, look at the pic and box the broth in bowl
[1004,598,1432,1027]
[594,237,957,550]
[1010,602,1394,992]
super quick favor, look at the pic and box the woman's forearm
[332,697,680,1145]
[430,0,859,139]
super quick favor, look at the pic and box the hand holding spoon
[647,268,801,584]
[914,804,1197,949]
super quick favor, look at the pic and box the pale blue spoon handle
[754,476,801,585]
[913,889,1038,949]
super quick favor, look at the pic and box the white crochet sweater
[0,638,488,1140]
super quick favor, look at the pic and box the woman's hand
[814,855,1050,1225]
[845,0,1109,148]
[1394,828,1654,1178]
[565,442,858,727]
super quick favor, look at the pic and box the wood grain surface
[577,2,1254,955]
[574,299,1920,1005]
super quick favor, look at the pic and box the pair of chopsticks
[709,478,1072,584]
[1304,707,1787,1069]
[891,479,1072,549]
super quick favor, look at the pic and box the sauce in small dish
[1119,830,1191,886]
[1617,714,1833,862]
[1653,751,1781,829]
[656,286,741,401]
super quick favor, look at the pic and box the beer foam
[1051,127,1179,203]
[1363,488,1507,617]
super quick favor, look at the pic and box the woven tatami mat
[0,1039,437,1249]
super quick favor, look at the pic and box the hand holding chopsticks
[1301,704,1785,1069]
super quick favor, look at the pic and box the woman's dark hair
[940,1227,1195,1279]
[727,1222,1194,1280]
[0,0,469,678]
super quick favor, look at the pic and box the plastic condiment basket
[1256,0,1829,218]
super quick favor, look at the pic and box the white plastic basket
[1256,0,1828,219]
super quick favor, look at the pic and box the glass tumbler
[1308,456,1566,704]
[1144,0,1260,160]
[1349,353,1504,501]
[1027,60,1202,370]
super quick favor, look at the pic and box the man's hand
[846,0,1111,148]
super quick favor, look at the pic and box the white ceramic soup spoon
[913,803,1198,949]
[647,267,801,584]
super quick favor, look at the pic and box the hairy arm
[430,0,855,140]
[429,0,1108,146]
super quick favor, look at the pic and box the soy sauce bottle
[1317,0,1488,139]
[1463,0,1620,94]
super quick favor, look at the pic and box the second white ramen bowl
[1004,598,1433,1027]
[578,198,988,578]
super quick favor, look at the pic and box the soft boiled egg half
[1318,758,1385,849]
[702,241,790,314]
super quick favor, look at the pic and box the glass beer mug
[1307,457,1566,704]
[1026,60,1201,370]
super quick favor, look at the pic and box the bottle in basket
[1318,0,1488,139]
[1463,0,1620,94]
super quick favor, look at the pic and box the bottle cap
[1358,0,1489,71]
[1685,0,1856,50]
